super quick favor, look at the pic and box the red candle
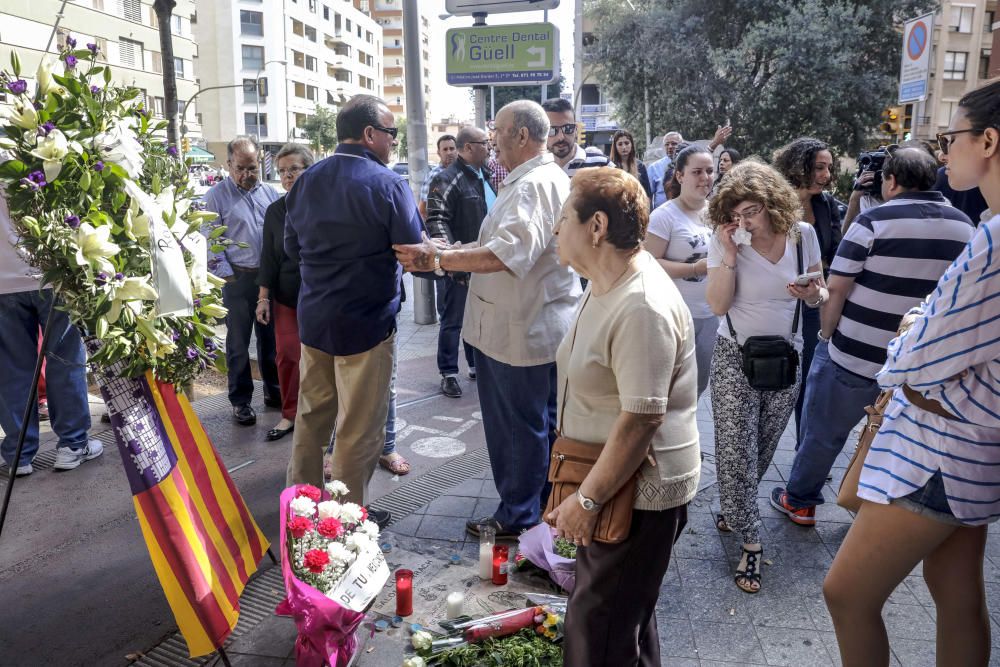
[492,545,509,585]
[395,569,413,617]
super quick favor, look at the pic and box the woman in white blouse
[646,144,718,398]
[548,167,700,665]
[705,160,826,593]
[824,80,1000,667]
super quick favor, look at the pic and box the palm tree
[153,0,179,148]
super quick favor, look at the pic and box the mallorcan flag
[92,359,269,657]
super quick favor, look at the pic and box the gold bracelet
[721,260,736,271]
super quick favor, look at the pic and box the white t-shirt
[0,193,39,296]
[647,200,713,319]
[707,222,821,351]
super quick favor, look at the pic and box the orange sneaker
[770,488,816,526]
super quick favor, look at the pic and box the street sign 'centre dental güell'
[446,23,559,86]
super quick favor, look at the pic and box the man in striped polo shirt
[771,148,974,525]
[541,97,614,177]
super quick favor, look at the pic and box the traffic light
[902,103,914,141]
[576,122,586,146]
[257,77,268,99]
[879,106,902,137]
[181,136,191,154]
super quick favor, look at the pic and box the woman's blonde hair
[708,159,802,240]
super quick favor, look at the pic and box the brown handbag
[542,293,642,544]
[837,385,956,512]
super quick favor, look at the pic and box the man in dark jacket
[425,126,496,398]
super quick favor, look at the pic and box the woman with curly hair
[609,129,653,199]
[772,138,842,440]
[705,160,826,593]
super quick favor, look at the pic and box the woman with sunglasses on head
[646,145,718,399]
[705,160,826,593]
[772,138,842,446]
[712,147,742,195]
[823,80,1000,667]
[610,129,652,199]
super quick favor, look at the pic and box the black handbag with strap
[725,240,803,391]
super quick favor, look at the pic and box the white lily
[107,276,158,324]
[30,129,70,182]
[94,119,143,178]
[136,314,177,358]
[1,101,38,130]
[74,222,120,274]
[35,57,60,97]
[199,302,228,319]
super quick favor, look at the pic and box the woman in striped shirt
[824,80,1000,666]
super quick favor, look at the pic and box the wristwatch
[817,330,831,343]
[576,490,602,512]
[432,251,445,276]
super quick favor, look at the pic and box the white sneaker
[15,463,33,477]
[53,438,104,471]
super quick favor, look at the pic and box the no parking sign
[899,13,934,103]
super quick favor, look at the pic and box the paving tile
[761,517,823,543]
[755,625,835,666]
[904,576,934,607]
[423,494,477,518]
[691,620,766,664]
[226,615,298,658]
[742,593,816,631]
[656,581,690,620]
[414,515,469,541]
[445,478,484,497]
[385,513,422,537]
[471,497,499,518]
[888,638,936,667]
[881,604,936,641]
[764,540,834,570]
[655,615,699,659]
[673,530,729,561]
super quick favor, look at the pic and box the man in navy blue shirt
[284,95,423,521]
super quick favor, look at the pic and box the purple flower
[64,54,77,69]
[64,214,81,229]
[95,272,108,286]
[166,145,179,157]
[6,79,27,95]
[114,272,124,281]
[171,330,181,341]
[23,171,47,189]
[90,85,101,94]
[37,121,55,137]
[204,339,216,352]
[193,298,201,306]
[87,43,98,55]
[186,347,198,360]
[32,101,43,110]
[66,36,77,48]
[20,177,40,191]
[93,161,104,172]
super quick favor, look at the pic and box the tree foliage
[588,0,936,158]
[468,76,567,119]
[300,105,338,155]
[396,116,408,160]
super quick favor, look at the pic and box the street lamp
[254,59,287,143]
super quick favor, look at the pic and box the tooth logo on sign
[451,33,466,63]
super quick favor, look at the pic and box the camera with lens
[853,147,889,193]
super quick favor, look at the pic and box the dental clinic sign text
[446,23,559,86]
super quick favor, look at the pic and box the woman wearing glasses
[705,161,826,593]
[823,80,1000,667]
[256,143,314,441]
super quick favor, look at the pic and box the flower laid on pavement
[410,630,433,652]
[402,657,425,667]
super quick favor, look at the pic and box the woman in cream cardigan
[547,167,700,666]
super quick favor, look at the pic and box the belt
[230,265,258,273]
[902,384,958,421]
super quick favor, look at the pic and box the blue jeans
[221,270,279,407]
[473,347,558,531]
[0,289,91,466]
[794,305,821,445]
[786,341,880,508]
[436,277,474,376]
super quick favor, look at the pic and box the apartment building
[354,0,430,118]
[196,0,382,167]
[913,0,996,140]
[0,0,200,138]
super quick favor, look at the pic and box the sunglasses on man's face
[548,124,578,137]
[936,128,984,155]
[371,124,398,139]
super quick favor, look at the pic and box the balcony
[581,104,610,114]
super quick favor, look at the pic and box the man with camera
[770,147,975,526]
[843,148,890,233]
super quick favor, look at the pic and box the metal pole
[541,9,549,102]
[44,0,71,54]
[490,85,495,121]
[573,0,584,118]
[0,301,57,541]
[402,0,435,325]
[472,13,488,129]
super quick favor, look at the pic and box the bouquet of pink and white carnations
[276,482,390,667]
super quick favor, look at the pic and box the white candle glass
[478,524,495,580]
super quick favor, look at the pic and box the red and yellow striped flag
[98,370,269,657]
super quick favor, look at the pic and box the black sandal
[735,546,762,594]
[716,513,732,532]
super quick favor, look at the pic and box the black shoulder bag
[725,241,802,391]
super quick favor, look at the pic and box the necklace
[592,257,637,296]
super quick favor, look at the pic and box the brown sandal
[379,453,411,475]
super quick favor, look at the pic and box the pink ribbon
[275,485,366,667]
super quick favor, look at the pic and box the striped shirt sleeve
[877,216,1000,424]
[829,216,873,277]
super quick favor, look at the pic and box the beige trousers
[286,333,395,506]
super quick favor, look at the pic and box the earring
[592,239,600,248]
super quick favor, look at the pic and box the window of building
[118,37,143,68]
[171,14,184,36]
[323,5,329,20]
[366,30,373,44]
[292,19,304,37]
[949,5,975,33]
[943,51,968,79]
[306,55,317,70]
[307,84,317,101]
[240,10,263,36]
[986,11,995,32]
[294,81,306,98]
[242,44,265,71]
[293,50,304,67]
[981,49,992,79]
[295,112,309,128]
[152,96,165,117]
[243,78,259,104]
[309,0,316,12]
[305,25,317,42]
[151,51,163,74]
[335,14,342,31]
[174,57,185,79]
[346,19,351,31]
[357,25,362,38]
[244,112,267,137]
[117,0,141,23]
[939,99,959,126]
